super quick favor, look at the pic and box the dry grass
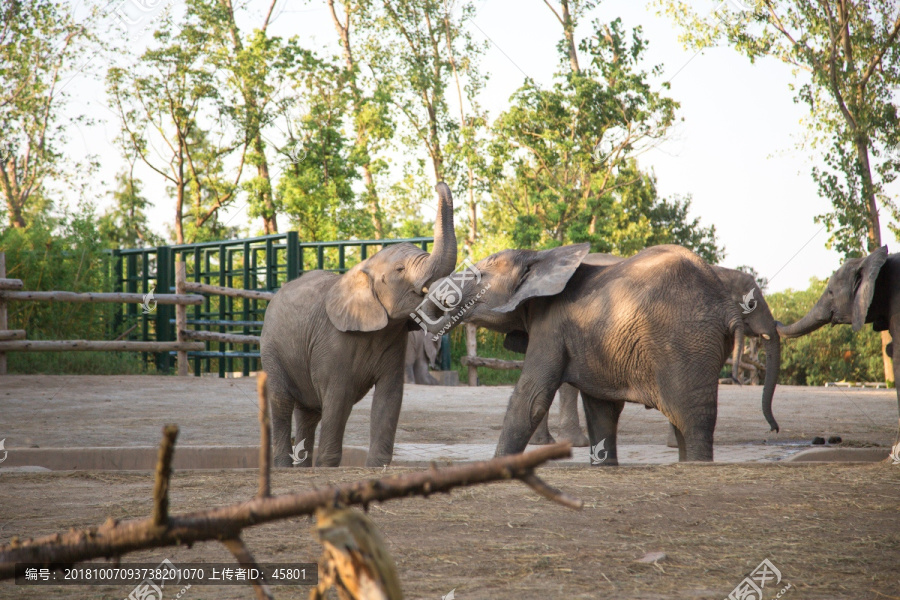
[2,463,899,599]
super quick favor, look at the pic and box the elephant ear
[852,245,888,332]
[493,243,590,314]
[325,264,389,332]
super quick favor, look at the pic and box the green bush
[1,205,152,374]
[768,278,885,386]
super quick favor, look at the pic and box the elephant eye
[395,264,405,272]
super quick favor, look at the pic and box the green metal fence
[108,233,434,376]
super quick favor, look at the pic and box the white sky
[57,0,899,293]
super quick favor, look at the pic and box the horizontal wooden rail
[0,291,203,305]
[0,340,204,352]
[181,330,261,345]
[0,330,25,341]
[460,356,524,370]
[183,281,274,301]
[0,278,23,290]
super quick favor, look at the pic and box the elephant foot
[557,426,590,447]
[274,454,293,468]
[528,430,557,445]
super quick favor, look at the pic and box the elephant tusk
[422,286,429,294]
[762,334,770,340]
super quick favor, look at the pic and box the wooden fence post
[175,260,188,376]
[466,323,478,386]
[0,252,6,375]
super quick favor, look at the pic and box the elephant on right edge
[527,255,781,447]
[777,246,900,441]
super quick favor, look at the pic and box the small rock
[827,436,842,444]
[811,436,826,445]
[637,552,667,563]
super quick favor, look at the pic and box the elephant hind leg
[266,373,298,468]
[557,384,590,447]
[581,396,625,466]
[668,402,716,462]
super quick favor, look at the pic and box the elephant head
[420,243,590,334]
[326,183,457,332]
[777,246,889,338]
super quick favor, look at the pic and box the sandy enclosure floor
[0,375,897,451]
[0,376,899,599]
[0,465,898,600]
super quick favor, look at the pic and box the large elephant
[526,257,781,447]
[418,244,743,462]
[261,183,457,467]
[777,246,899,435]
[405,330,440,385]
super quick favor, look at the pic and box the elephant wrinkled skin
[260,183,457,467]
[423,244,744,463]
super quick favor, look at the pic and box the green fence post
[155,245,172,372]
[338,244,346,273]
[286,231,299,282]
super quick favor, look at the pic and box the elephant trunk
[415,182,457,289]
[761,334,780,432]
[776,302,830,338]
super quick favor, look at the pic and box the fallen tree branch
[0,427,578,579]
[257,373,272,499]
[221,536,274,600]
[152,425,178,527]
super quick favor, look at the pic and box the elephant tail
[727,308,744,386]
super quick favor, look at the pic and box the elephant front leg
[557,384,590,447]
[367,368,405,467]
[495,368,561,457]
[581,396,624,466]
[528,412,556,445]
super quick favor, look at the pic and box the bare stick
[152,425,179,527]
[184,281,275,301]
[0,340,204,352]
[0,329,25,341]
[0,443,577,579]
[221,537,274,600]
[519,471,584,510]
[181,329,261,345]
[257,373,272,498]
[0,291,203,305]
[0,277,23,290]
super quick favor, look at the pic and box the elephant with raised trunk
[261,183,457,467]
[777,246,900,437]
[527,257,781,447]
[419,244,744,462]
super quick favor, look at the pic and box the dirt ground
[1,375,899,599]
[0,375,897,449]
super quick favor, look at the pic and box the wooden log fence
[0,372,582,584]
[0,251,206,375]
[174,264,274,375]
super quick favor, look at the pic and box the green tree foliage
[483,15,722,260]
[106,13,244,244]
[0,205,147,373]
[657,0,900,257]
[0,0,95,228]
[275,56,367,241]
[768,278,884,385]
[98,170,163,249]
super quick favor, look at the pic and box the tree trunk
[560,0,581,75]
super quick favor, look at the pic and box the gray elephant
[526,257,781,447]
[419,244,743,462]
[777,246,899,423]
[261,183,457,467]
[405,330,440,385]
